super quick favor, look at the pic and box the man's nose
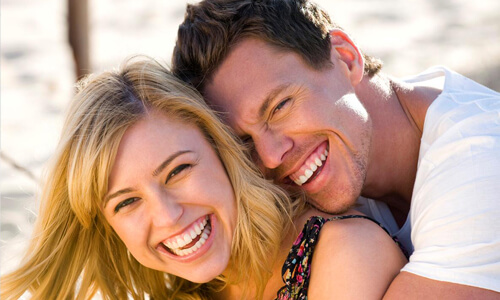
[253,130,292,170]
[149,193,183,228]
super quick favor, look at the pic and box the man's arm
[384,271,500,300]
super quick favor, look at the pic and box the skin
[307,213,407,299]
[102,110,237,283]
[204,30,498,298]
[205,35,372,214]
[101,109,405,298]
[216,207,407,299]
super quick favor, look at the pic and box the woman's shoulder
[306,210,408,299]
[296,207,391,239]
[276,208,406,299]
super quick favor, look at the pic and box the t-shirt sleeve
[402,95,500,292]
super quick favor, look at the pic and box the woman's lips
[161,215,211,256]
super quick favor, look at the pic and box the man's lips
[288,142,329,186]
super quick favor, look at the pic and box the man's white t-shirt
[358,66,500,292]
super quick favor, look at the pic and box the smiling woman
[0,58,297,299]
[0,57,406,300]
[103,110,238,283]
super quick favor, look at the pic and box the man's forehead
[203,84,267,134]
[202,37,296,133]
[204,90,260,135]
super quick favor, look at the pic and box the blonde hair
[1,58,297,299]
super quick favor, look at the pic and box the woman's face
[102,110,237,283]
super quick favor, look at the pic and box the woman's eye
[166,164,192,183]
[273,98,291,115]
[114,197,139,213]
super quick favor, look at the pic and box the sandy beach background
[1,0,499,285]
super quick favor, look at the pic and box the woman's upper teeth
[163,216,208,250]
[293,148,328,186]
[172,226,211,256]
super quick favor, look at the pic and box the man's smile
[288,142,329,186]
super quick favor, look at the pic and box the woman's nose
[149,192,183,228]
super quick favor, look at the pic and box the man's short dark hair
[172,0,382,90]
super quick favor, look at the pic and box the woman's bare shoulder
[306,209,407,299]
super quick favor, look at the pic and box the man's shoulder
[418,66,500,151]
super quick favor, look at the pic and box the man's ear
[329,29,364,86]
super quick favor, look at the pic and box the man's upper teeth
[293,149,328,186]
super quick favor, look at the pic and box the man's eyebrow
[103,150,192,207]
[258,83,292,119]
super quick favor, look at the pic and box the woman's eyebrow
[103,188,135,207]
[103,150,193,207]
[151,150,192,177]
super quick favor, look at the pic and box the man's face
[204,38,372,213]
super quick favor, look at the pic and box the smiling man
[172,0,500,298]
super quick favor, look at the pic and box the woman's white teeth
[194,224,202,235]
[164,216,211,257]
[294,149,329,186]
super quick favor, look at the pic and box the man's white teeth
[294,149,328,186]
[163,216,211,256]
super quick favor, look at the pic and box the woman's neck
[214,207,328,299]
[213,244,292,300]
[216,219,307,299]
[217,263,292,299]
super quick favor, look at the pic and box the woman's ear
[329,29,364,86]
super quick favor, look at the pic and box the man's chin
[310,200,352,215]
[278,180,359,214]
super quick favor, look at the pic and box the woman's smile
[103,111,236,283]
[157,214,218,262]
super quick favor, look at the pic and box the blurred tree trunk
[68,0,91,80]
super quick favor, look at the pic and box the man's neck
[357,73,440,225]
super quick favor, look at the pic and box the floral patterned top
[275,215,407,300]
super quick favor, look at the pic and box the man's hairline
[198,36,334,92]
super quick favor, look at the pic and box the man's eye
[273,98,291,114]
[114,197,139,213]
[166,164,192,183]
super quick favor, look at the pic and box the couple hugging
[2,0,499,299]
